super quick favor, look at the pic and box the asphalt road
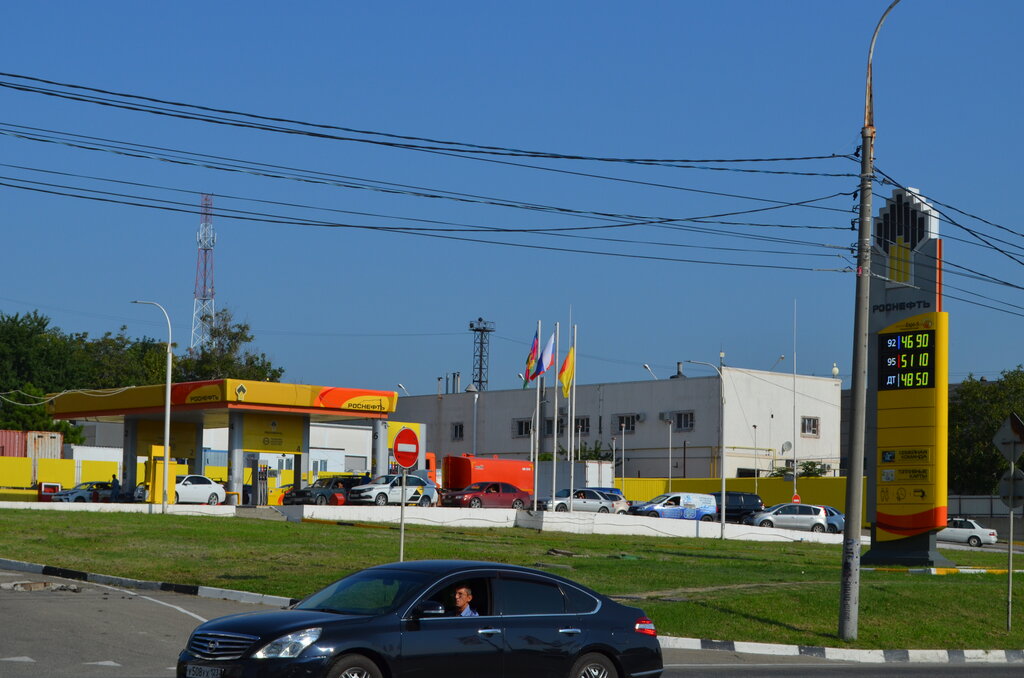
[1,567,1018,678]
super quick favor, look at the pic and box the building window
[801,416,820,437]
[615,414,638,433]
[574,416,590,436]
[451,422,464,441]
[542,417,566,437]
[674,411,695,431]
[512,418,532,438]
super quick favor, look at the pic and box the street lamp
[397,383,411,397]
[686,359,726,539]
[752,424,758,496]
[642,363,658,380]
[131,300,172,513]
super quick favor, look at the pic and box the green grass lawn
[2,508,1022,650]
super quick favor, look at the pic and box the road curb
[0,557,296,608]
[658,635,1024,664]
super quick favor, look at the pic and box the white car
[347,474,438,506]
[938,518,998,547]
[51,481,113,503]
[174,474,226,505]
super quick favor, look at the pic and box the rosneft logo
[874,189,936,285]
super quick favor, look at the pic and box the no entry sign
[393,427,420,469]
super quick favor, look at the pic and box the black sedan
[282,475,368,506]
[177,559,662,678]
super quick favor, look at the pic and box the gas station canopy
[48,379,397,427]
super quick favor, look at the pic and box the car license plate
[185,664,223,678]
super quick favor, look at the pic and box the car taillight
[634,616,656,636]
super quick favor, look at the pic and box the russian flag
[531,333,556,380]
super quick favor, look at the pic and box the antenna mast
[469,317,495,391]
[190,193,216,352]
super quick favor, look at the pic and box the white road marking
[84,660,122,666]
[1,657,36,663]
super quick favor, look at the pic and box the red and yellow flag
[558,346,575,398]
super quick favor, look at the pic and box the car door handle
[477,628,502,636]
[558,628,582,635]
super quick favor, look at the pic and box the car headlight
[252,627,322,659]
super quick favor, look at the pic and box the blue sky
[2,2,1021,393]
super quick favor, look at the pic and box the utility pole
[839,0,902,642]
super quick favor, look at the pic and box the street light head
[642,363,658,380]
[465,383,478,392]
[832,362,840,378]
[397,383,411,396]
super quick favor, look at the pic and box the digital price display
[878,329,935,391]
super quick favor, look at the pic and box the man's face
[454,588,472,610]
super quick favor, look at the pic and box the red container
[441,454,534,494]
[0,430,27,457]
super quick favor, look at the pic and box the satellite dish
[781,441,793,452]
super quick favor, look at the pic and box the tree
[947,368,1024,494]
[0,383,84,444]
[173,309,284,382]
[549,439,611,462]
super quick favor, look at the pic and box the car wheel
[968,535,982,548]
[469,497,483,508]
[174,492,180,503]
[570,652,618,678]
[598,506,609,513]
[759,519,774,528]
[418,495,431,507]
[74,497,86,502]
[617,510,627,514]
[374,493,389,506]
[700,514,714,522]
[316,495,327,505]
[512,498,525,509]
[207,493,220,505]
[555,503,568,512]
[811,523,825,533]
[327,653,383,678]
[827,525,838,533]
[646,511,659,517]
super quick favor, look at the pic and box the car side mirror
[412,600,446,618]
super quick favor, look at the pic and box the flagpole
[533,319,541,511]
[569,324,577,511]
[551,322,559,508]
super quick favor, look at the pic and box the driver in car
[452,584,478,617]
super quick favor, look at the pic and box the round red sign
[792,493,801,504]
[393,427,420,469]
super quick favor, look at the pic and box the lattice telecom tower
[469,317,495,391]
[190,194,216,352]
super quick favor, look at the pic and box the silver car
[749,502,828,532]
[51,481,113,503]
[347,474,438,506]
[938,518,998,547]
[541,488,616,513]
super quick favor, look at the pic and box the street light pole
[667,418,673,491]
[465,384,479,456]
[687,359,726,539]
[840,0,902,642]
[132,300,172,514]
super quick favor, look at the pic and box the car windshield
[295,568,431,615]
[647,494,670,504]
[71,482,94,490]
[764,503,785,512]
[312,478,334,488]
[462,482,487,492]
[554,489,571,498]
[368,475,398,485]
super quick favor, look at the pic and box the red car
[440,481,531,509]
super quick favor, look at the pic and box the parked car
[938,518,998,547]
[629,492,718,521]
[347,474,438,506]
[822,505,845,533]
[540,488,617,513]
[177,559,663,678]
[283,475,368,506]
[51,481,113,503]
[174,474,226,505]
[714,491,765,523]
[588,486,625,499]
[440,481,531,509]
[747,502,828,532]
[598,491,630,514]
